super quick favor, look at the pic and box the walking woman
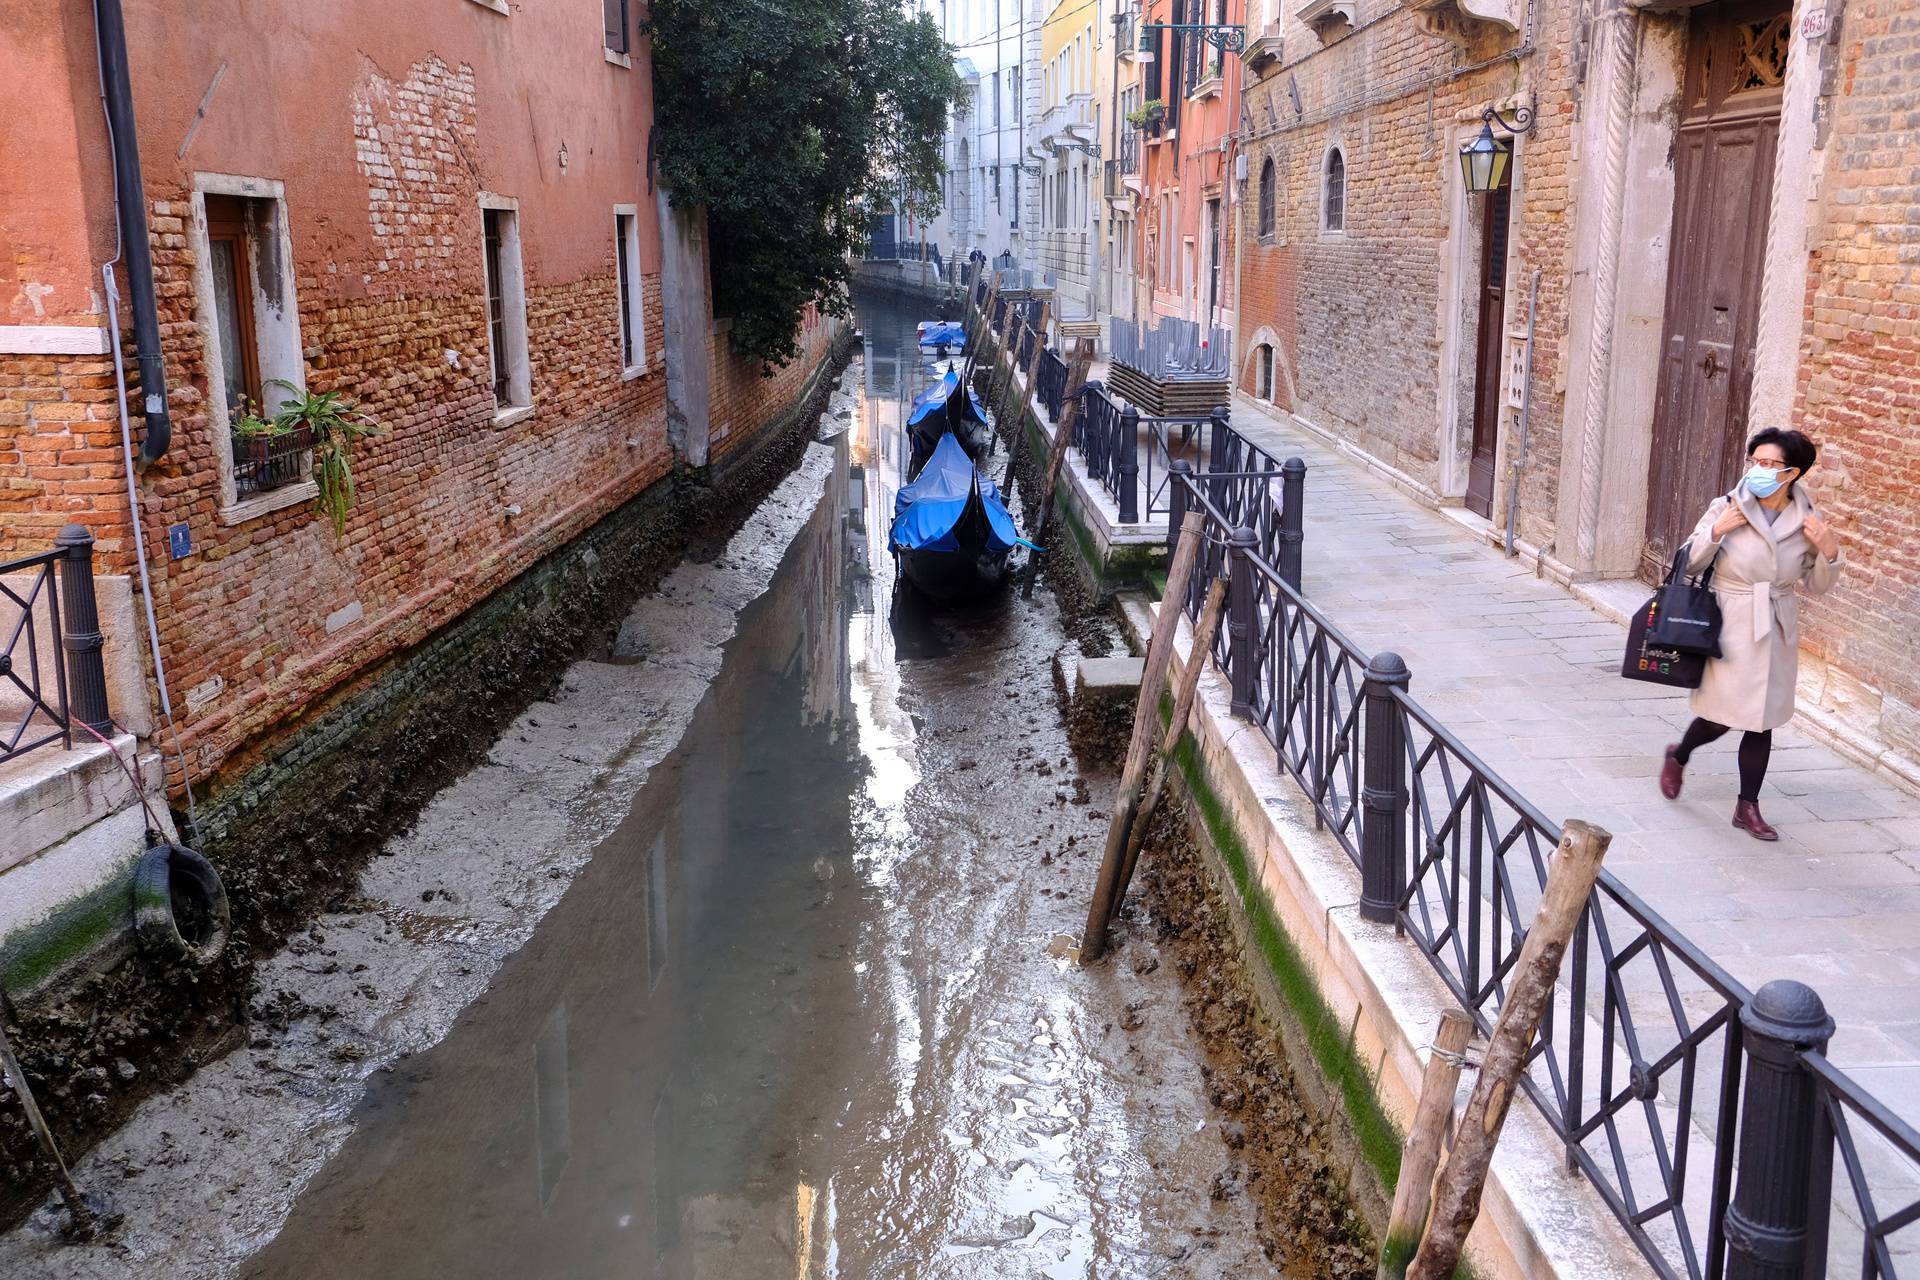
[1658,429,1844,840]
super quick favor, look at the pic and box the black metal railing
[1036,347,1068,422]
[2,525,112,763]
[233,424,314,497]
[1144,408,1283,522]
[1070,383,1141,524]
[1163,469,1920,1280]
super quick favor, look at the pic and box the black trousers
[1674,718,1773,803]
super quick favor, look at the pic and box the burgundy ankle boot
[1660,745,1685,801]
[1732,799,1779,842]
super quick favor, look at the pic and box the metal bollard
[1279,456,1306,592]
[54,523,112,739]
[1725,980,1835,1280]
[1359,650,1411,924]
[1117,405,1140,525]
[1226,525,1258,717]
[1168,460,1192,554]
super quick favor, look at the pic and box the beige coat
[1681,483,1843,732]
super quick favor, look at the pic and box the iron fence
[1037,348,1068,422]
[1,526,111,763]
[1070,383,1140,523]
[1163,467,1920,1280]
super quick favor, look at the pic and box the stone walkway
[1222,395,1920,1118]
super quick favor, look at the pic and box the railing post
[1279,456,1306,592]
[1209,405,1229,473]
[54,523,112,739]
[1725,980,1835,1280]
[1168,460,1191,554]
[1226,525,1258,717]
[1359,651,1410,924]
[1117,405,1140,525]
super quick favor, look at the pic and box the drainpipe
[93,0,171,468]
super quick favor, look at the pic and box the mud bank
[1123,804,1376,1277]
[0,423,851,1275]
[0,335,854,1230]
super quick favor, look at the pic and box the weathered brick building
[2,0,845,952]
[1231,0,1920,783]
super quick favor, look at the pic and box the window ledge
[622,361,654,381]
[605,47,632,68]
[466,0,509,12]
[220,480,318,527]
[1191,75,1224,100]
[492,404,535,430]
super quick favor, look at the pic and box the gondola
[905,366,992,477]
[916,320,967,350]
[890,431,1022,602]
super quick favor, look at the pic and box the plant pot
[231,423,314,495]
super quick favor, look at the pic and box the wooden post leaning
[1104,573,1227,924]
[1021,338,1094,598]
[1405,821,1612,1280]
[1377,1008,1475,1280]
[1081,511,1206,961]
[1000,299,1051,486]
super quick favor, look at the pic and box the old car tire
[132,843,231,966]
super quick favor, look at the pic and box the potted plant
[1127,99,1167,133]
[230,401,314,495]
[266,380,382,534]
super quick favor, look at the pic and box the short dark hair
[1747,428,1817,485]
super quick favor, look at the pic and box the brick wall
[707,303,836,462]
[0,353,135,562]
[1234,7,1578,507]
[1789,0,1920,758]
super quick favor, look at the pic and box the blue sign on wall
[168,523,191,560]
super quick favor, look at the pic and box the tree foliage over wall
[649,0,963,370]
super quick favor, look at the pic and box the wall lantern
[1458,101,1535,194]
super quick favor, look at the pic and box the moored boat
[890,432,1021,601]
[905,367,992,477]
[916,320,967,350]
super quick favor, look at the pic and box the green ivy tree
[648,0,964,370]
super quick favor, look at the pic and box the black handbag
[1622,591,1708,689]
[1646,543,1723,657]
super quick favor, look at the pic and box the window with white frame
[615,205,646,375]
[481,194,532,420]
[190,173,310,517]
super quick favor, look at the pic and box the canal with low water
[238,291,1273,1279]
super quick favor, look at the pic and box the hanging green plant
[266,380,382,535]
[1126,99,1167,128]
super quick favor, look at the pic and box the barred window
[1258,159,1276,239]
[1323,147,1346,233]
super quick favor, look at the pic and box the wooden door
[1465,179,1512,518]
[1642,0,1789,578]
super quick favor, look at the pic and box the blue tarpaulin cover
[891,433,1019,553]
[917,321,967,346]
[905,369,985,430]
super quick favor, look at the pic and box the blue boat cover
[891,433,1020,553]
[904,369,985,430]
[917,321,967,346]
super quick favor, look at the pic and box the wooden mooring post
[0,1007,97,1239]
[1082,512,1205,962]
[1405,821,1612,1280]
[1000,299,1051,485]
[1103,573,1227,925]
[1377,1008,1474,1280]
[1021,338,1094,598]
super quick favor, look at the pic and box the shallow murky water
[239,294,1265,1279]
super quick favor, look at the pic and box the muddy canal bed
[3,297,1361,1278]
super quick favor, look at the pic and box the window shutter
[604,0,627,52]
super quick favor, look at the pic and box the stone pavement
[1222,395,1920,1119]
